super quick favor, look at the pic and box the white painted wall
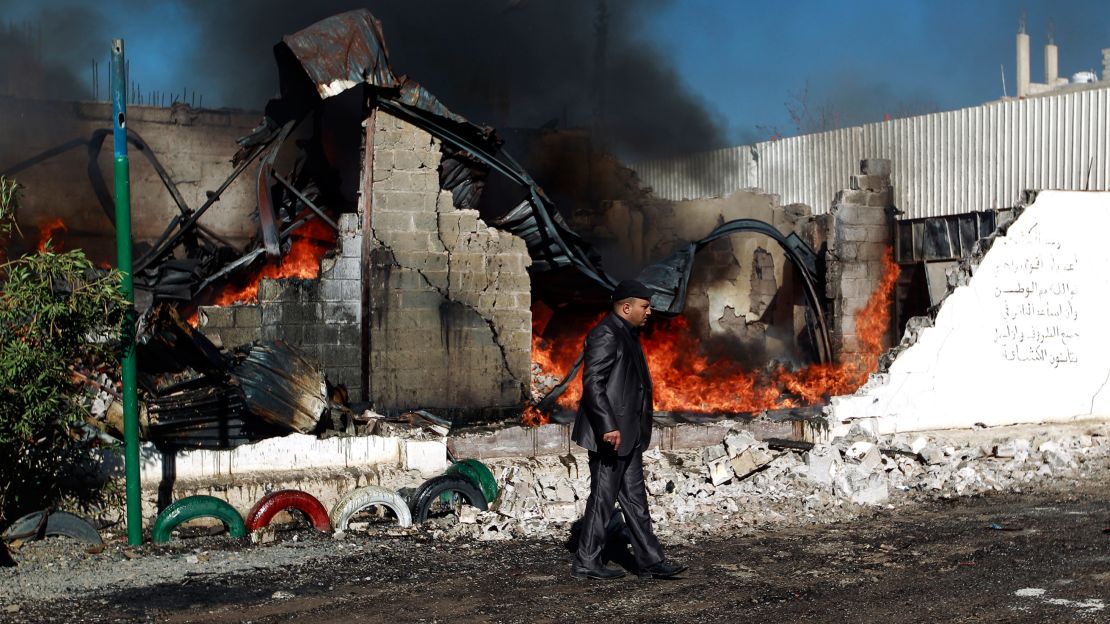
[830,190,1110,433]
[101,434,449,482]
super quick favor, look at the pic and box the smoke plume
[177,0,727,161]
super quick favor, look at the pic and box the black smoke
[177,0,727,161]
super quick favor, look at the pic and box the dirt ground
[4,480,1107,624]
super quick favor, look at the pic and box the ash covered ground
[2,422,1108,623]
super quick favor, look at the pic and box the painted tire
[152,495,247,544]
[330,486,413,531]
[444,459,498,504]
[410,474,488,523]
[245,490,332,533]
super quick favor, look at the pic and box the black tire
[1,510,48,542]
[43,511,103,546]
[410,475,488,523]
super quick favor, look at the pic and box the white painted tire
[330,486,413,530]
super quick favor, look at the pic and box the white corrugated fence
[632,87,1110,219]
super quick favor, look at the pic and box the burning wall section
[197,110,532,416]
[831,190,1110,434]
[577,188,820,366]
[826,159,897,365]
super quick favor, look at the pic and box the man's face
[622,298,652,327]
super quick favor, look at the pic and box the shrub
[0,176,128,522]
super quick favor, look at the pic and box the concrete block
[803,444,842,485]
[992,438,1030,460]
[329,256,362,280]
[234,305,261,328]
[319,280,347,302]
[321,301,359,323]
[917,444,947,465]
[376,191,426,213]
[729,447,774,480]
[411,171,441,193]
[836,190,870,206]
[220,327,260,348]
[866,189,893,208]
[402,440,449,474]
[257,279,285,303]
[860,159,891,176]
[850,174,890,192]
[373,210,416,233]
[400,289,445,310]
[724,430,758,457]
[835,469,889,505]
[393,150,424,171]
[383,231,436,253]
[703,444,734,486]
[338,213,361,235]
[198,306,233,328]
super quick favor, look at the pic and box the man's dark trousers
[574,446,664,569]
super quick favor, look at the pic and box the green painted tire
[444,459,498,504]
[152,495,247,544]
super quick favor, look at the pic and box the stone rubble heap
[440,421,1110,542]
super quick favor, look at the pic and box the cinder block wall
[826,159,895,364]
[197,214,364,397]
[365,111,531,415]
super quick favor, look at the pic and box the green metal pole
[111,38,142,546]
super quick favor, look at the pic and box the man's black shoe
[571,563,627,580]
[638,559,688,579]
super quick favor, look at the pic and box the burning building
[2,9,906,449]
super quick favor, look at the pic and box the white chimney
[1016,30,1031,97]
[1044,41,1058,86]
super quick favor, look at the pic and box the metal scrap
[230,341,328,434]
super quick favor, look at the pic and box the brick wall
[826,159,895,363]
[197,213,364,397]
[365,112,531,415]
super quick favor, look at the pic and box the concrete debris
[436,422,1109,541]
[729,447,775,480]
[803,443,842,485]
[703,444,734,486]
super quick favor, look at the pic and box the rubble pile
[439,422,1110,541]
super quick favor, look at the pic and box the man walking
[570,279,687,581]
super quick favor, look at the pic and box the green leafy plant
[0,176,20,265]
[0,177,127,522]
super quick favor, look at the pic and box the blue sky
[647,0,1110,141]
[6,0,1110,149]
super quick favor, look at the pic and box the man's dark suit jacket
[571,312,654,456]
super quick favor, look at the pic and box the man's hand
[602,430,620,449]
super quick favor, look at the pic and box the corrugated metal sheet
[631,86,1110,219]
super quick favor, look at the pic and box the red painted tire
[245,490,332,533]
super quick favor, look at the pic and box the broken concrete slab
[729,447,775,480]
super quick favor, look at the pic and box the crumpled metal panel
[280,9,397,98]
[277,9,482,133]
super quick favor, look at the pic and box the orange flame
[526,248,900,421]
[522,405,550,427]
[209,218,337,306]
[37,218,67,252]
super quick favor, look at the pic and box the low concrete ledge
[448,415,798,460]
[101,435,450,484]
